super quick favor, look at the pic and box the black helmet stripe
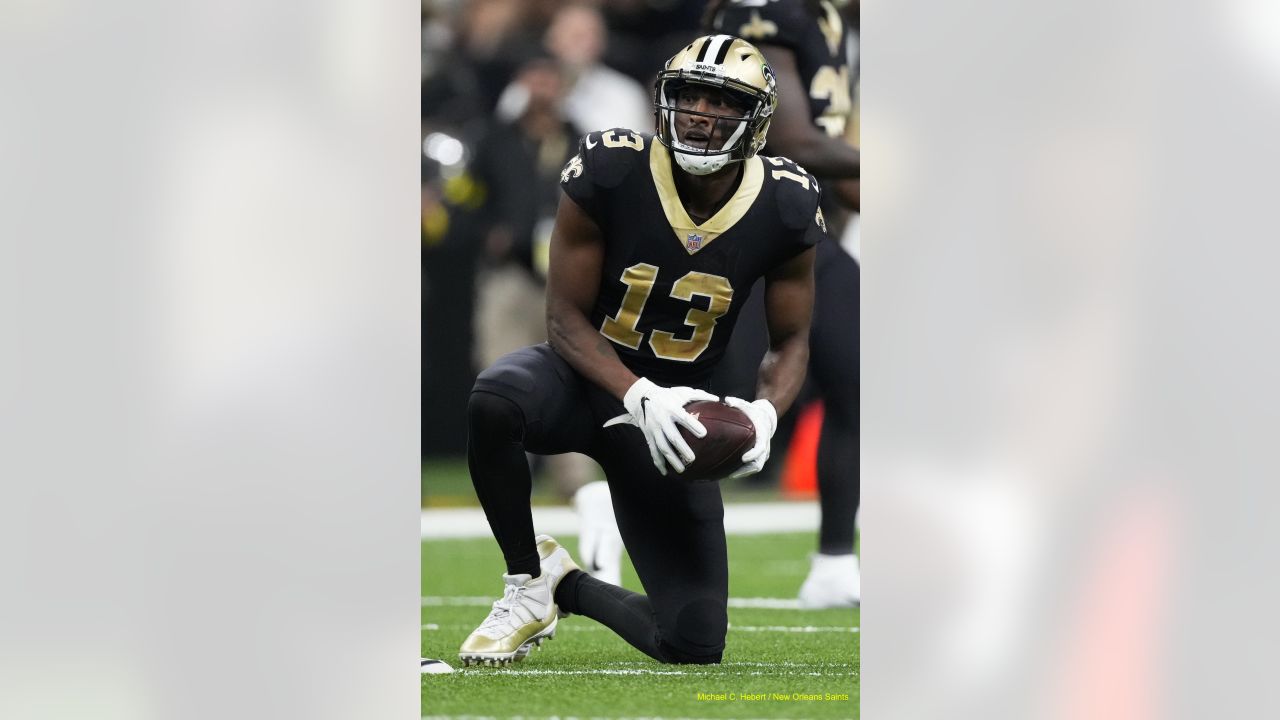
[695,36,713,62]
[695,34,733,65]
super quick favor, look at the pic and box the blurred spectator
[475,57,605,493]
[539,1,653,134]
[421,2,452,84]
[422,0,542,127]
[472,57,583,366]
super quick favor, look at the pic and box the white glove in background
[603,377,717,475]
[722,397,778,479]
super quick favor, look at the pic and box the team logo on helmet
[761,63,776,94]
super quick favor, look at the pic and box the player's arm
[723,245,816,479]
[544,193,638,401]
[759,43,860,181]
[756,245,817,416]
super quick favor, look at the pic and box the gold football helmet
[654,34,778,175]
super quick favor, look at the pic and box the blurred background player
[705,0,861,608]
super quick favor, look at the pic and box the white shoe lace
[477,584,538,637]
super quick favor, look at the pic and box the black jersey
[710,0,856,138]
[560,128,825,387]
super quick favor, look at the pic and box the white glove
[722,397,778,479]
[603,377,718,475]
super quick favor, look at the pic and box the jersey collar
[650,143,763,255]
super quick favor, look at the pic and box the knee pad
[467,389,524,442]
[656,598,727,664]
[475,354,540,395]
[471,348,546,434]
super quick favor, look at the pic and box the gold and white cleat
[458,572,558,667]
[458,537,583,668]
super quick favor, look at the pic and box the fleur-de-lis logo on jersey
[560,154,583,184]
[815,207,828,234]
[739,10,778,40]
[687,232,704,251]
[817,0,844,57]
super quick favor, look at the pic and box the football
[676,400,756,482]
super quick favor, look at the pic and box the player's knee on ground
[467,388,525,443]
[656,597,727,664]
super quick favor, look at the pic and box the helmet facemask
[653,35,778,176]
[655,78,752,175]
[655,75,772,176]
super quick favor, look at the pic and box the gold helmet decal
[654,35,778,175]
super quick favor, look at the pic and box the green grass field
[421,533,859,719]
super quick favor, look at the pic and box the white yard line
[422,501,820,539]
[615,660,855,668]
[422,623,856,634]
[421,596,493,606]
[444,668,851,677]
[732,626,859,633]
[421,596,845,610]
[427,712,808,717]
[728,598,808,610]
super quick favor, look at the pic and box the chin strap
[672,144,731,175]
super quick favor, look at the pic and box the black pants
[467,344,729,664]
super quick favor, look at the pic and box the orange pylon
[781,401,823,499]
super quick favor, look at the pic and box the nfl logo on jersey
[686,232,703,251]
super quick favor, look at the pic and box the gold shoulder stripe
[649,143,763,255]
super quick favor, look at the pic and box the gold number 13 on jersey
[600,263,733,362]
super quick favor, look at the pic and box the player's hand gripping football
[603,378,718,476]
[722,397,778,479]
